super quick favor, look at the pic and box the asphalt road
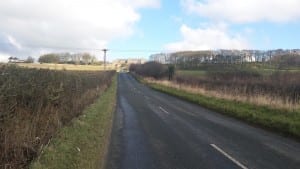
[106,73,300,169]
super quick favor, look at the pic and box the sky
[0,0,300,62]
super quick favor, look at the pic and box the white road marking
[210,144,248,169]
[159,106,169,114]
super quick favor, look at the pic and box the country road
[106,73,300,169]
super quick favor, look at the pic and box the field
[177,62,300,76]
[16,63,115,71]
[0,65,115,168]
[176,70,207,77]
[171,63,300,111]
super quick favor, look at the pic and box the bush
[130,61,168,79]
[38,54,60,63]
[25,56,35,63]
[0,65,115,168]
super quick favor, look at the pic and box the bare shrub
[130,61,168,79]
[0,65,115,168]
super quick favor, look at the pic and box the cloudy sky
[0,0,300,62]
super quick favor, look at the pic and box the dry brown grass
[145,78,300,111]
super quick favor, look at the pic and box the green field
[177,63,300,77]
[176,70,207,77]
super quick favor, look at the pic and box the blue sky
[110,0,300,60]
[0,0,300,62]
[108,0,182,59]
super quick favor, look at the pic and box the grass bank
[30,76,117,169]
[143,80,300,140]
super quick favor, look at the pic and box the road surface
[106,73,300,169]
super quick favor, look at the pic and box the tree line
[38,52,100,65]
[150,50,300,69]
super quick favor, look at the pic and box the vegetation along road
[106,73,300,169]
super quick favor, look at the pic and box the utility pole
[102,49,108,70]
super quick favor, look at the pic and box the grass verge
[143,80,300,140]
[30,75,117,169]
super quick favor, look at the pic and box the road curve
[106,73,300,169]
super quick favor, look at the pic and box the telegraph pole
[102,49,108,70]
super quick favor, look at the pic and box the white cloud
[0,53,9,62]
[123,0,160,8]
[0,0,159,59]
[182,0,300,23]
[7,35,22,50]
[165,24,249,51]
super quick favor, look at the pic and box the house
[8,57,26,63]
[113,58,146,72]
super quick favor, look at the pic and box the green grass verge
[146,82,300,140]
[30,76,117,169]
